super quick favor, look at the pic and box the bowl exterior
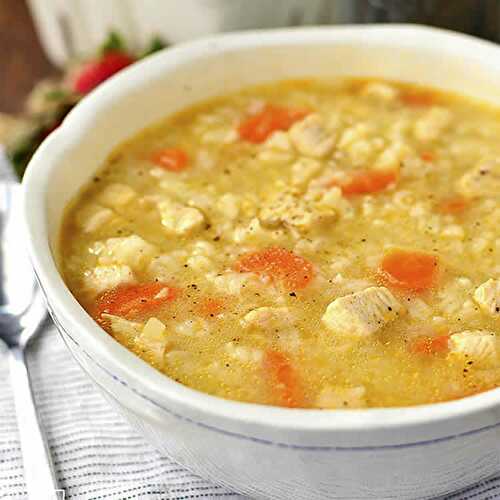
[24,25,500,499]
[49,304,500,500]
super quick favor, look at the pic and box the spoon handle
[8,346,60,500]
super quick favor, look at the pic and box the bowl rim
[22,23,500,437]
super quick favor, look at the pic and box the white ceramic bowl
[23,25,500,499]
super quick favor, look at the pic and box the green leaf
[45,89,68,101]
[101,31,126,54]
[6,102,76,179]
[7,134,41,179]
[141,36,167,58]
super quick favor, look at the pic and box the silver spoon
[0,182,59,499]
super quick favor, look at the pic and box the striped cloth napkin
[0,153,498,499]
[0,325,242,500]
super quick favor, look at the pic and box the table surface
[0,0,55,114]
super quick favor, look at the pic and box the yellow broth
[60,79,500,408]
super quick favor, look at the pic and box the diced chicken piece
[143,316,166,335]
[263,130,293,152]
[306,185,353,219]
[474,279,500,316]
[374,141,411,170]
[97,183,136,209]
[259,189,336,232]
[224,342,263,364]
[160,180,216,211]
[448,330,498,366]
[361,82,398,101]
[232,217,282,244]
[457,158,500,198]
[191,240,216,257]
[338,123,371,150]
[241,306,294,330]
[241,306,302,350]
[102,313,143,339]
[216,193,240,220]
[291,158,322,188]
[335,123,384,167]
[158,199,206,236]
[186,255,212,273]
[414,107,452,142]
[315,386,367,409]
[83,264,135,295]
[322,286,403,337]
[312,186,342,210]
[346,140,377,166]
[148,252,186,281]
[174,318,209,337]
[136,317,168,364]
[259,191,310,229]
[75,204,114,233]
[91,235,157,271]
[289,114,335,158]
[258,191,293,228]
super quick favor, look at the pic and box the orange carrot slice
[234,247,314,290]
[378,249,439,293]
[263,350,303,408]
[328,169,398,196]
[400,90,437,107]
[238,104,309,144]
[95,282,178,323]
[436,195,469,215]
[420,151,435,162]
[151,148,189,172]
[411,335,450,355]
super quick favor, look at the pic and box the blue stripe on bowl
[49,307,500,452]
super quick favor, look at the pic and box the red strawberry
[73,51,135,94]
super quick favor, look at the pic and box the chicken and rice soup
[61,79,500,409]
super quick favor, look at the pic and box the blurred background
[1,0,499,177]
